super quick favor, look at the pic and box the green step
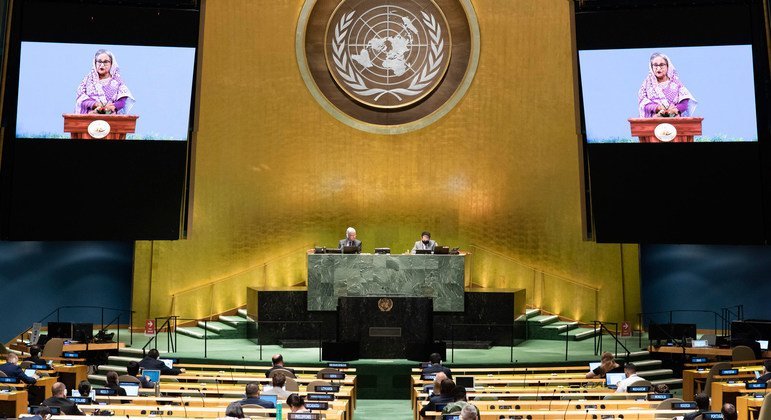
[527,315,559,325]
[177,326,221,340]
[558,327,599,341]
[198,321,243,339]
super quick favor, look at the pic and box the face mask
[422,240,430,244]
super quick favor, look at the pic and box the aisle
[355,399,413,420]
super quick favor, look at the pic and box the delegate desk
[736,395,767,420]
[649,345,771,358]
[79,404,345,419]
[0,390,28,418]
[307,253,467,311]
[711,380,765,411]
[683,363,763,401]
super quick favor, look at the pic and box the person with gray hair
[222,401,245,419]
[338,227,362,253]
[460,403,479,420]
[0,352,36,384]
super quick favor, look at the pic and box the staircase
[517,308,600,341]
[516,308,682,390]
[175,309,250,340]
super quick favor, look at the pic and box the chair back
[305,380,332,392]
[284,376,299,392]
[0,342,8,354]
[42,338,65,359]
[732,345,755,362]
[705,362,731,397]
[0,371,11,392]
[20,360,32,369]
[118,375,141,384]
[629,378,652,388]
[759,393,771,420]
[655,397,684,410]
[316,368,342,379]
[269,368,296,379]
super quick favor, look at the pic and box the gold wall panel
[132,0,641,327]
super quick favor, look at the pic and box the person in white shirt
[261,371,291,399]
[614,363,644,393]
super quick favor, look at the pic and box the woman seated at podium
[74,49,135,114]
[637,53,696,118]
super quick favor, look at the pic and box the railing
[468,244,601,321]
[721,304,744,333]
[636,309,734,348]
[18,305,134,347]
[591,321,631,360]
[168,244,312,321]
[142,316,179,356]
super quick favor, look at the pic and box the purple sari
[75,51,135,114]
[637,54,696,118]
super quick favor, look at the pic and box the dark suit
[683,410,707,420]
[0,362,36,384]
[240,396,275,408]
[422,364,452,380]
[419,394,453,417]
[28,356,47,365]
[338,239,362,253]
[758,372,771,383]
[138,357,182,376]
[41,396,83,415]
[264,365,296,378]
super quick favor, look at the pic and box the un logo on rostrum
[297,0,480,133]
[326,1,451,108]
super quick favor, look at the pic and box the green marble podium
[307,253,466,312]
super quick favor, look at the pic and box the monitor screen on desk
[341,246,359,254]
[48,322,72,339]
[119,382,139,397]
[606,373,626,388]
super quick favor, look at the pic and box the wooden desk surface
[63,342,124,352]
[410,365,590,374]
[682,364,764,400]
[649,345,771,358]
[0,390,28,418]
[711,381,764,411]
[736,395,766,420]
[79,404,345,420]
[177,362,356,373]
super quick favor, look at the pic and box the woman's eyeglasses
[651,63,668,68]
[95,60,112,65]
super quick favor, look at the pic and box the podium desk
[54,364,89,391]
[307,253,466,311]
[62,113,138,140]
[628,117,703,143]
[0,390,28,418]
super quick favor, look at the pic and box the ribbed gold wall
[132,0,641,327]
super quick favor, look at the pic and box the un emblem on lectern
[326,1,451,108]
[297,0,480,133]
[378,298,394,312]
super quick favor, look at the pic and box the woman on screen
[74,49,135,114]
[637,53,696,118]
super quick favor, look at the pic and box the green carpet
[354,399,413,420]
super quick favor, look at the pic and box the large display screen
[580,45,757,144]
[0,0,200,240]
[575,0,771,244]
[16,42,196,140]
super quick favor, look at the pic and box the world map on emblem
[325,0,452,108]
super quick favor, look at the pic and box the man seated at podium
[338,227,362,253]
[412,231,436,254]
[637,53,696,118]
[75,49,135,115]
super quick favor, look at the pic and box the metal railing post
[204,319,208,358]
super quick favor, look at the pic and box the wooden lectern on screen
[628,117,703,143]
[62,113,138,140]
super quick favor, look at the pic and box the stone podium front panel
[307,254,465,311]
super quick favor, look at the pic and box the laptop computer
[341,246,359,254]
[143,369,161,383]
[433,246,450,255]
[24,368,37,378]
[605,372,626,389]
[260,394,278,405]
[119,382,140,397]
[455,376,475,389]
[589,362,601,372]
[757,340,769,351]
[159,359,174,369]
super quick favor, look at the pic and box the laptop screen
[260,394,278,405]
[757,340,769,350]
[455,376,474,389]
[606,373,626,388]
[24,368,37,377]
[589,362,601,372]
[119,382,140,397]
[143,369,161,383]
[691,339,709,348]
[159,359,174,369]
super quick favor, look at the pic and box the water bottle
[276,402,282,420]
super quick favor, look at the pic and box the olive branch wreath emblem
[331,10,445,102]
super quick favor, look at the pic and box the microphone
[194,387,205,407]
[547,389,557,411]
[230,366,235,382]
[563,396,571,418]
[536,380,541,400]
[242,356,247,375]
[178,395,188,418]
[215,378,220,397]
